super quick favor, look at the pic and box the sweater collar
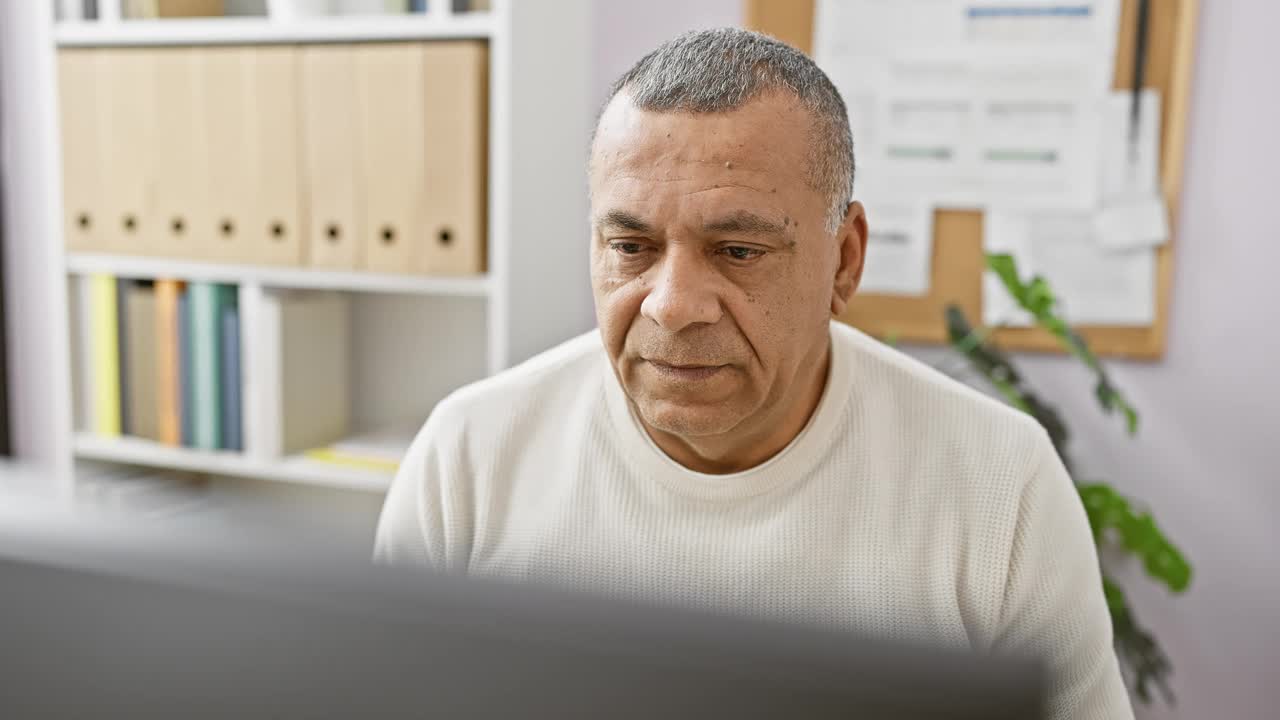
[601,321,854,501]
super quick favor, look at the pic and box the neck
[643,340,831,475]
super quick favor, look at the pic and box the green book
[187,283,237,451]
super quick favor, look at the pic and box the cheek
[727,262,828,366]
[591,264,648,353]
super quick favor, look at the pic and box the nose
[640,247,723,332]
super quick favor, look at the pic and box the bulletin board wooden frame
[745,0,1199,360]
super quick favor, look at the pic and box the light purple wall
[589,0,746,113]
[590,1,1280,717]
[997,3,1280,716]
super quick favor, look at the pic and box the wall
[590,1,1280,718]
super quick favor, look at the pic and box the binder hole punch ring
[171,217,185,236]
[220,219,235,238]
[270,221,286,241]
[76,213,91,231]
[326,224,341,243]
[380,226,396,245]
[123,214,137,233]
[438,228,453,246]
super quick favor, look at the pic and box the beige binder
[251,47,308,266]
[420,41,487,275]
[151,47,212,260]
[98,49,160,256]
[300,45,363,270]
[202,47,305,266]
[201,47,251,264]
[356,43,426,274]
[57,50,105,253]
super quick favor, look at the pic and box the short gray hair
[597,28,855,233]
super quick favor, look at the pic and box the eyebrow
[594,208,791,239]
[596,210,653,234]
[702,210,788,237]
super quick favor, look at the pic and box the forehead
[589,91,816,201]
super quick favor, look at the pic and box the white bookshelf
[67,253,492,297]
[55,15,495,47]
[3,0,594,497]
[74,433,392,492]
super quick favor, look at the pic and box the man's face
[589,91,864,441]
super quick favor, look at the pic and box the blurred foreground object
[0,502,1044,719]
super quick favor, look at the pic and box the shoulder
[829,321,1054,525]
[832,321,1049,460]
[376,331,609,568]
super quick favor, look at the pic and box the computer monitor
[0,505,1045,719]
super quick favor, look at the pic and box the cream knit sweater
[375,322,1133,719]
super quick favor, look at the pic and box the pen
[1129,0,1151,165]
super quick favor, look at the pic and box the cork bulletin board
[745,0,1200,359]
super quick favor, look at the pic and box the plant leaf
[986,253,1025,304]
[1079,482,1192,593]
[984,253,1141,435]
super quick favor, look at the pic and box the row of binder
[74,277,353,458]
[58,42,487,275]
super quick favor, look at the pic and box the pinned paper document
[1096,196,1168,250]
[859,200,935,296]
[1096,89,1169,249]
[814,0,1121,210]
[983,209,1155,327]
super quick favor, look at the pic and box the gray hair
[597,28,855,234]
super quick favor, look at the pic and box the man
[377,28,1132,719]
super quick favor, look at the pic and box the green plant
[940,253,1191,705]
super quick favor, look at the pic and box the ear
[830,201,868,317]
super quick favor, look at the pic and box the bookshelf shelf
[74,433,393,493]
[54,14,494,47]
[66,253,491,297]
[4,0,591,495]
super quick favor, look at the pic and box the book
[179,291,193,447]
[89,274,122,437]
[71,275,97,432]
[154,279,184,446]
[123,0,225,18]
[122,281,160,441]
[187,283,237,451]
[249,290,349,458]
[116,278,131,435]
[219,298,242,452]
[303,425,415,473]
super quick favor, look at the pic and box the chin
[636,399,745,438]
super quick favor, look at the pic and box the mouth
[644,359,728,381]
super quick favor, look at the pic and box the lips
[645,359,727,381]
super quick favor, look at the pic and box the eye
[719,245,765,262]
[608,241,646,255]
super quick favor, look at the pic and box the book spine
[219,298,243,452]
[89,274,122,437]
[179,291,194,447]
[155,279,183,446]
[123,282,160,441]
[116,278,131,435]
[251,288,283,460]
[188,282,222,450]
[75,275,98,433]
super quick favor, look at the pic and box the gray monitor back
[0,508,1046,719]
